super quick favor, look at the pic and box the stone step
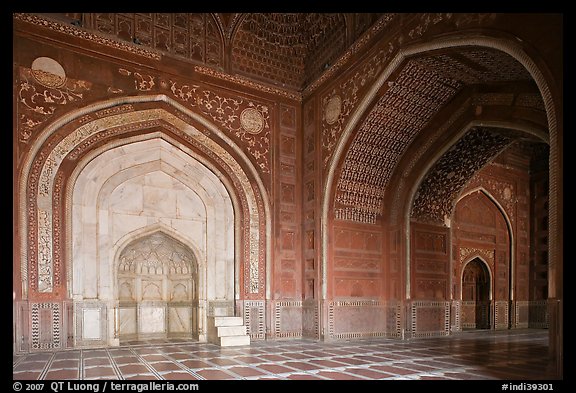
[217,325,247,337]
[220,335,251,347]
[213,316,244,327]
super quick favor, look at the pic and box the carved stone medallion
[324,95,342,124]
[240,107,264,134]
[31,57,66,88]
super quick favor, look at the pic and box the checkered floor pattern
[13,329,557,380]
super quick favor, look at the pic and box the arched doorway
[462,258,491,329]
[70,135,238,346]
[117,231,198,342]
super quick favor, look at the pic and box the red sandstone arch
[320,29,559,350]
[14,94,272,348]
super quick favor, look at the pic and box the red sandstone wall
[13,13,559,351]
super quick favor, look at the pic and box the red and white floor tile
[13,329,557,381]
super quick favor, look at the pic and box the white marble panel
[139,306,165,333]
[176,190,205,219]
[109,179,144,214]
[111,214,148,245]
[142,185,176,217]
[82,308,101,340]
[170,220,205,249]
[168,307,191,333]
[142,280,163,300]
[170,281,190,301]
[119,307,137,336]
[144,170,173,188]
[73,136,239,345]
[130,148,161,168]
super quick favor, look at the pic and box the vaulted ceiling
[333,47,545,225]
[30,13,550,228]
[41,12,383,91]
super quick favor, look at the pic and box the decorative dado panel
[274,301,303,338]
[242,300,265,340]
[31,302,61,350]
[326,300,402,339]
[327,300,386,339]
[410,301,450,338]
[526,300,549,328]
[302,300,319,338]
[74,301,107,347]
[494,300,510,330]
[514,300,530,329]
[451,300,461,332]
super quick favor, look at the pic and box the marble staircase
[207,316,251,347]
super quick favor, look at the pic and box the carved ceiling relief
[321,42,395,170]
[35,13,384,93]
[333,47,534,225]
[231,13,349,90]
[411,128,513,225]
[333,59,461,224]
[404,13,499,43]
[89,13,223,68]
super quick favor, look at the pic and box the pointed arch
[321,33,558,301]
[461,255,493,302]
[18,94,271,302]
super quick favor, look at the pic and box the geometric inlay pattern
[31,302,61,350]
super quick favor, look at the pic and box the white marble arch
[71,136,235,344]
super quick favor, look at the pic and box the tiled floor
[13,329,559,380]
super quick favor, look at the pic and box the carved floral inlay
[459,247,495,267]
[17,67,92,145]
